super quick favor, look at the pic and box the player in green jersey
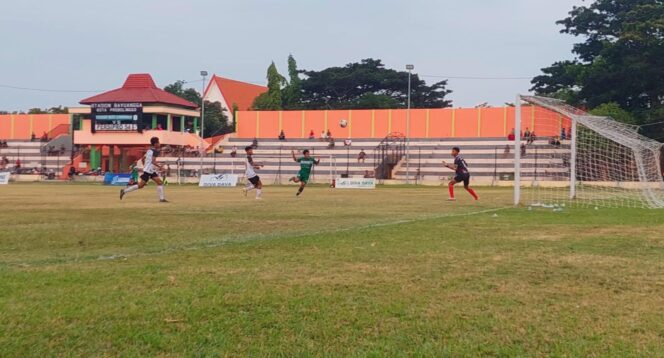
[289,149,320,196]
[128,163,139,186]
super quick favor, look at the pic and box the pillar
[194,117,199,134]
[152,114,157,129]
[180,116,185,133]
[109,146,115,173]
[90,145,99,169]
[167,114,172,131]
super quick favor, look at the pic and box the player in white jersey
[120,137,168,202]
[242,146,264,199]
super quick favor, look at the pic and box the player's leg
[152,175,167,202]
[255,178,263,199]
[447,178,459,201]
[243,180,255,196]
[463,176,479,200]
[296,181,306,196]
[121,174,147,199]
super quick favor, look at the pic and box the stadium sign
[91,102,142,132]
[199,174,239,187]
[102,173,132,186]
[335,177,375,189]
[0,172,9,185]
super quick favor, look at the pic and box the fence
[235,106,571,140]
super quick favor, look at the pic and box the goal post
[514,94,664,209]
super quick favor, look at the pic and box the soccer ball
[339,119,348,128]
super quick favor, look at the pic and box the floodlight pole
[199,71,208,177]
[514,95,522,206]
[569,119,577,199]
[406,64,414,184]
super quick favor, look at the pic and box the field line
[5,206,512,268]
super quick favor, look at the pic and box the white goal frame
[514,94,664,209]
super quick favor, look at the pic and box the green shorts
[297,171,311,183]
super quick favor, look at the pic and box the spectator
[320,130,326,141]
[308,130,315,140]
[363,170,374,178]
[326,129,332,139]
[230,146,237,158]
[327,137,335,149]
[357,149,366,163]
[30,133,36,142]
[252,138,258,149]
[507,129,516,141]
[560,127,567,140]
[520,143,526,157]
[503,144,510,158]
[156,123,163,130]
[524,128,531,141]
[41,131,48,142]
[549,136,561,147]
[166,164,171,177]
[278,130,286,141]
[15,159,21,171]
[528,131,537,144]
[68,166,76,181]
[1,156,8,169]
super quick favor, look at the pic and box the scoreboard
[91,103,142,132]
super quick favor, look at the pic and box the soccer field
[1,184,663,356]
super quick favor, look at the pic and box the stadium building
[69,73,203,174]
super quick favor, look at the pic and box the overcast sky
[0,0,582,111]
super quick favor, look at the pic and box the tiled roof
[80,74,198,109]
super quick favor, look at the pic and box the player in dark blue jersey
[443,147,479,201]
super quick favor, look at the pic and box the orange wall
[235,106,569,139]
[0,114,71,140]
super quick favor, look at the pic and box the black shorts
[248,175,260,186]
[454,173,470,186]
[140,172,159,182]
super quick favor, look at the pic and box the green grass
[1,183,663,356]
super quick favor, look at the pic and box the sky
[0,0,581,111]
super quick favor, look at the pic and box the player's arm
[249,156,262,169]
[314,158,321,165]
[152,155,163,171]
[442,161,457,171]
[291,150,298,162]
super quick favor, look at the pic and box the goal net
[516,95,664,209]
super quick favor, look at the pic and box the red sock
[466,187,479,200]
[448,184,455,199]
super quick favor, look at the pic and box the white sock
[256,189,262,198]
[157,185,165,200]
[124,185,139,193]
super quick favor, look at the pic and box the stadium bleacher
[158,137,571,185]
[0,140,71,177]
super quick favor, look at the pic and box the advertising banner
[199,174,239,187]
[103,173,132,186]
[335,177,376,189]
[0,171,10,185]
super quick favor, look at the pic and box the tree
[164,81,202,105]
[297,58,451,109]
[203,101,233,137]
[282,54,302,109]
[590,102,637,125]
[28,108,47,114]
[252,62,286,110]
[164,81,231,137]
[48,106,69,114]
[531,0,664,137]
